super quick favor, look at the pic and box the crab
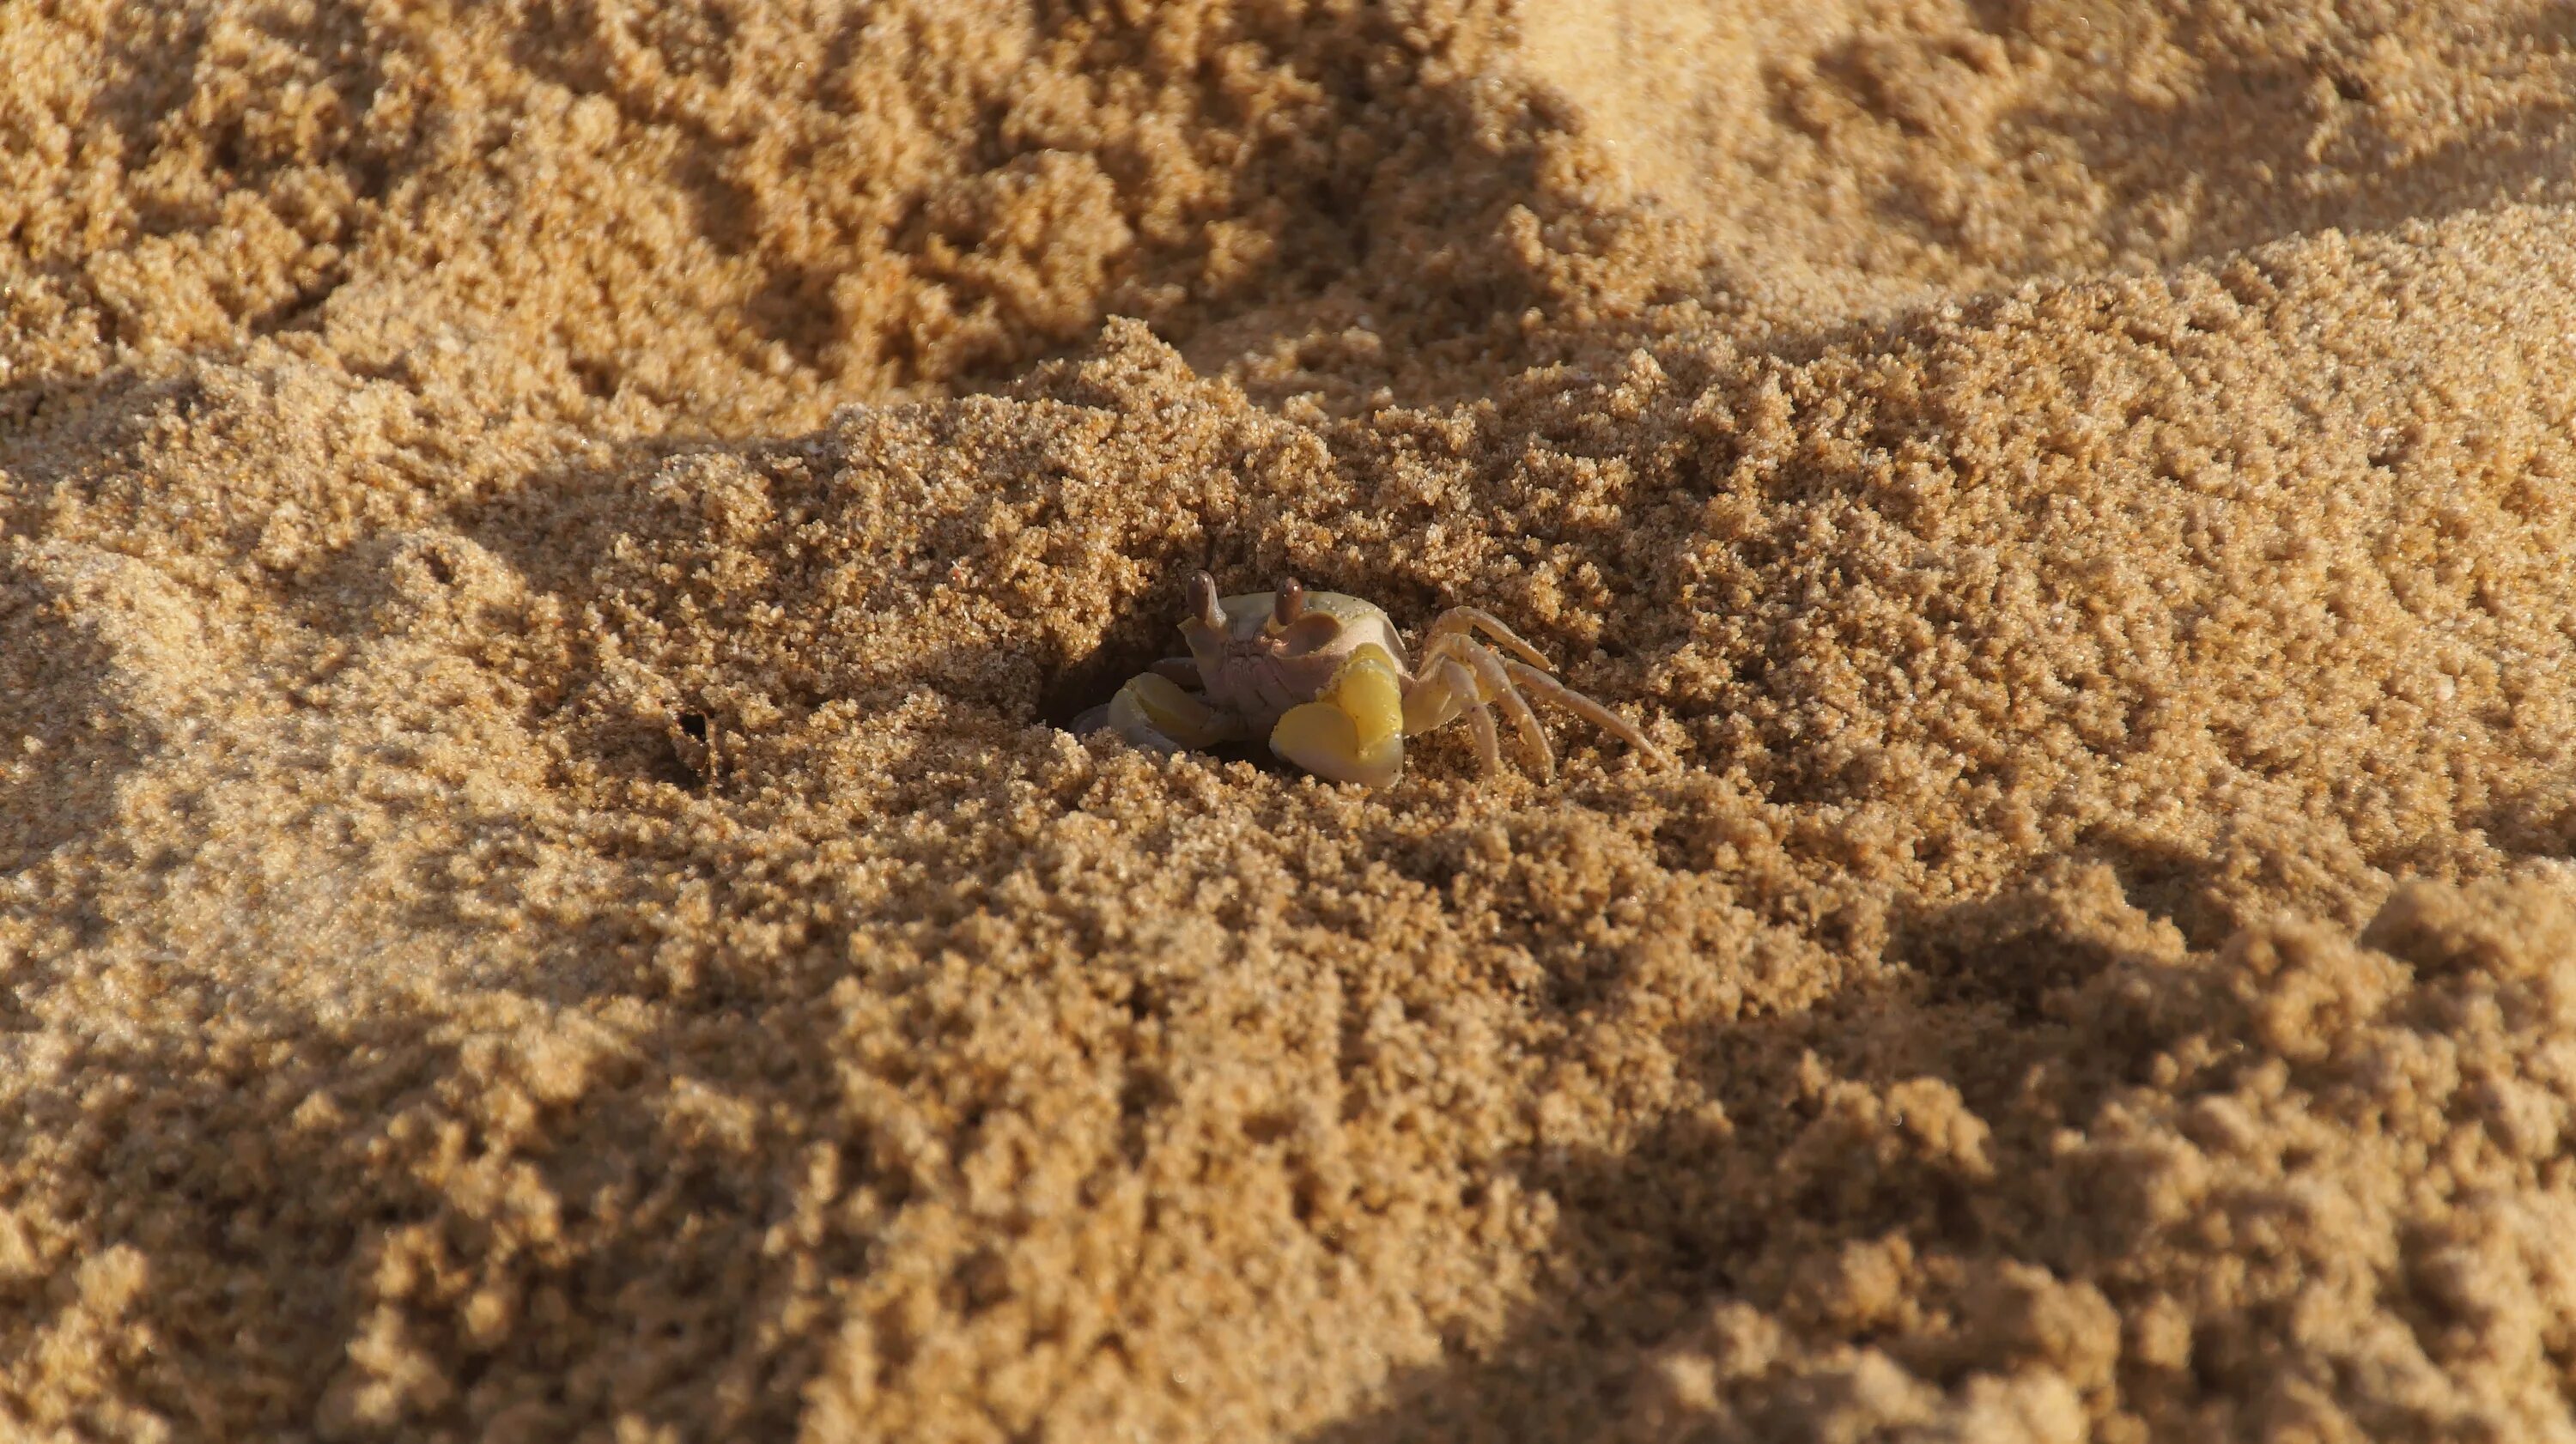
[1074,573,1668,787]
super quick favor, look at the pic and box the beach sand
[6,1,2576,1439]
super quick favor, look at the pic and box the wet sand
[5,2,2576,1439]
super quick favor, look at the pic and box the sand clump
[5,1,2576,1441]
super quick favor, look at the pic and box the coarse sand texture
[5,2,2576,1441]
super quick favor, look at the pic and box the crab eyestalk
[1189,571,1226,633]
[1268,577,1307,630]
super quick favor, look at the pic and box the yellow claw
[1270,643,1405,787]
[1109,672,1230,749]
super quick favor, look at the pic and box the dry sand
[6,1,2576,1439]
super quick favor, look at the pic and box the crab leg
[1424,607,1552,670]
[1419,634,1556,781]
[1433,657,1504,775]
[1400,658,1465,737]
[1499,660,1668,766]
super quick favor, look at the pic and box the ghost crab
[1076,572,1668,787]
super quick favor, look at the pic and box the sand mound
[5,2,2576,1440]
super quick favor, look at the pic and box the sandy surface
[6,1,2576,1439]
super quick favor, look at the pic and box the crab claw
[1104,672,1229,752]
[1269,643,1405,787]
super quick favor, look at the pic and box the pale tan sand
[6,3,2576,1441]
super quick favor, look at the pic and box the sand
[4,0,2576,1439]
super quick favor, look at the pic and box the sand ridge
[5,2,2576,1441]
